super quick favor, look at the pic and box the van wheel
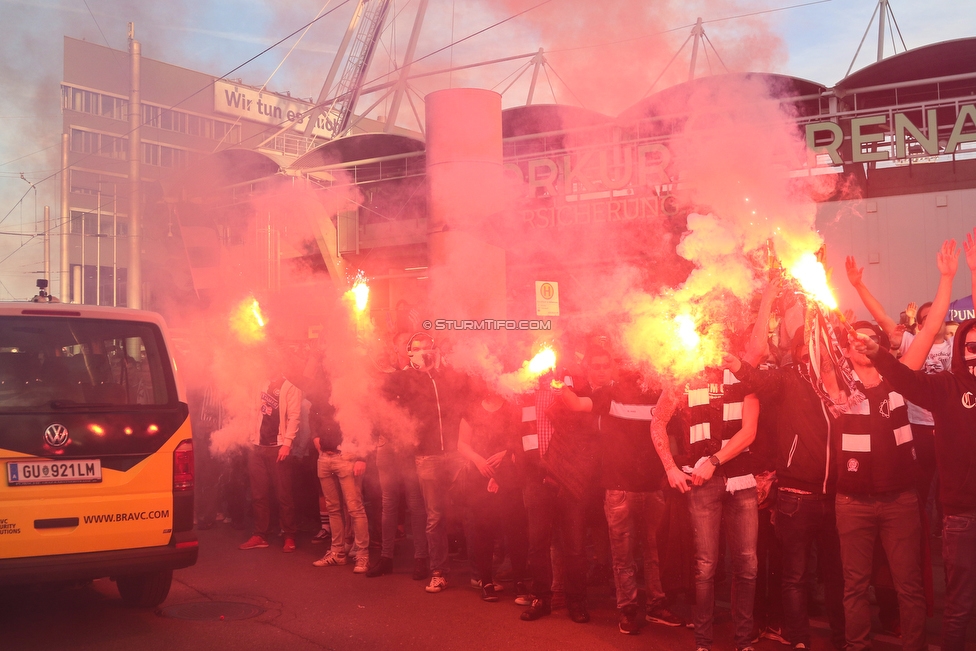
[116,569,173,607]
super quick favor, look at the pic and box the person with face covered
[382,333,464,593]
[855,234,976,651]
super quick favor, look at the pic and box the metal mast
[323,0,393,139]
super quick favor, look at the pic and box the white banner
[213,80,342,140]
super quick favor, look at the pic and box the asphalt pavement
[0,523,970,651]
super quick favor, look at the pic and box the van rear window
[0,317,174,409]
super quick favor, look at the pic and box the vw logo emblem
[44,423,70,448]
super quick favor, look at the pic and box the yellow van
[0,303,197,606]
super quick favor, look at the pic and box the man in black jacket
[725,332,846,651]
[858,295,976,651]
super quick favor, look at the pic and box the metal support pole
[877,0,887,61]
[60,133,69,302]
[96,189,101,306]
[689,18,703,81]
[43,205,50,288]
[113,184,118,306]
[526,48,545,106]
[303,0,368,137]
[385,0,429,132]
[127,23,142,309]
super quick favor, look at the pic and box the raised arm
[902,239,959,369]
[846,256,898,338]
[965,228,976,306]
[650,388,691,493]
[744,277,781,367]
[558,385,593,412]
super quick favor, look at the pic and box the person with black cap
[855,235,976,651]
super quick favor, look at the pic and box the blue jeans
[775,490,845,649]
[942,510,976,651]
[415,453,460,574]
[688,475,758,650]
[376,444,428,560]
[604,489,667,610]
[317,453,369,556]
[835,490,926,651]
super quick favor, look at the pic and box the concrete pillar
[424,88,507,321]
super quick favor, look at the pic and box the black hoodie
[732,361,837,495]
[872,318,976,514]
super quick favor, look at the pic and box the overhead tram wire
[545,0,833,55]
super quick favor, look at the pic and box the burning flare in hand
[527,345,557,376]
[789,252,838,310]
[230,297,267,344]
[348,275,370,314]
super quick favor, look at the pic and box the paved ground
[1,524,972,651]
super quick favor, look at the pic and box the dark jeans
[415,453,460,574]
[376,445,427,560]
[523,472,587,605]
[775,490,845,648]
[604,489,667,610]
[688,475,758,650]
[755,505,783,631]
[942,510,976,651]
[248,445,296,538]
[466,475,529,585]
[835,490,926,651]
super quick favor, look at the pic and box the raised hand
[965,228,976,271]
[937,239,960,277]
[845,256,864,288]
[721,353,742,374]
[905,302,917,322]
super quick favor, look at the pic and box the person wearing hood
[857,233,976,651]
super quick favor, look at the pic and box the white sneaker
[353,556,369,574]
[312,551,347,567]
[425,571,447,593]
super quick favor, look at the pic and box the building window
[70,128,127,160]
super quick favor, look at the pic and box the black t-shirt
[259,377,284,447]
[592,381,664,492]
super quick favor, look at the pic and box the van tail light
[173,439,194,491]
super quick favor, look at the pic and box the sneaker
[312,551,347,567]
[514,581,532,606]
[366,556,393,577]
[482,584,499,602]
[646,605,684,627]
[353,556,369,574]
[618,607,640,635]
[793,645,808,650]
[425,571,447,593]
[310,528,330,544]
[761,626,790,645]
[520,598,551,621]
[238,535,269,550]
[412,557,429,581]
[470,578,503,591]
[282,537,296,553]
[567,601,590,624]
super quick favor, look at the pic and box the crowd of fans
[191,234,976,651]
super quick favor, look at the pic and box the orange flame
[527,345,557,375]
[789,252,837,310]
[230,296,267,344]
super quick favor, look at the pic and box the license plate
[7,459,102,486]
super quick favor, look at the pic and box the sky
[0,0,974,300]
